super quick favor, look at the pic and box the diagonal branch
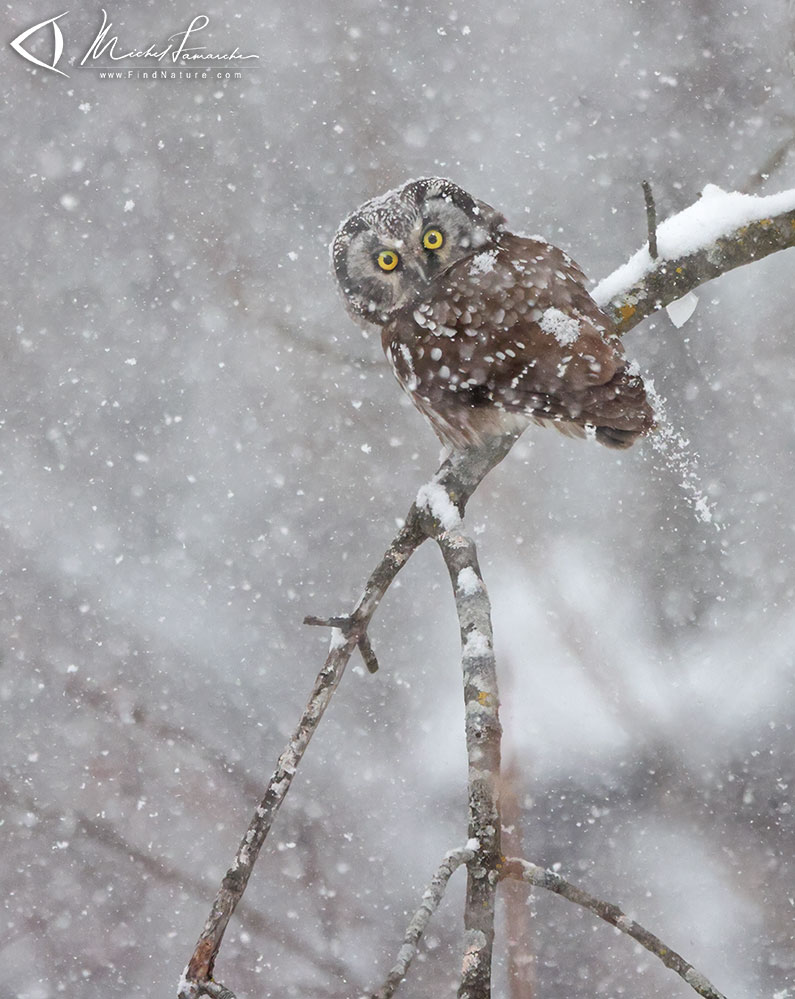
[305,430,522,672]
[594,184,795,334]
[367,846,474,999]
[501,858,727,999]
[179,627,360,997]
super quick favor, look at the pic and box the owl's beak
[405,256,431,285]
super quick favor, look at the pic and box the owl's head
[331,177,505,324]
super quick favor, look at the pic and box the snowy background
[2,1,794,996]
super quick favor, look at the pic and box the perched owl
[331,177,653,450]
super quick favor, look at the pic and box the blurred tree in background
[2,1,794,996]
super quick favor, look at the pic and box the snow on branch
[594,184,795,334]
[501,858,727,999]
[175,184,795,999]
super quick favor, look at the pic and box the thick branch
[594,184,795,334]
[415,496,502,999]
[501,858,727,999]
[367,846,474,999]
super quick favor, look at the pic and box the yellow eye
[422,228,444,251]
[377,249,399,271]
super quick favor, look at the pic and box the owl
[331,177,653,450]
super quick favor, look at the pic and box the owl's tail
[594,426,642,449]
[562,365,655,450]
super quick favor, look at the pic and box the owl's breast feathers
[381,233,654,450]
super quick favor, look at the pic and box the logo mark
[10,12,69,77]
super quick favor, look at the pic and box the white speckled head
[331,177,506,323]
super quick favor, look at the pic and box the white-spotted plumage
[332,177,653,450]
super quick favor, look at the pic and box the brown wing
[383,233,654,449]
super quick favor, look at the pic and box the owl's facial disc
[332,177,505,323]
[333,229,423,321]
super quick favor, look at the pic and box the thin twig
[642,179,658,260]
[304,615,380,672]
[357,630,381,673]
[367,847,474,999]
[304,615,352,629]
[501,858,727,999]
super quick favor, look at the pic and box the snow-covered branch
[177,186,795,999]
[594,184,795,334]
[501,858,727,999]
